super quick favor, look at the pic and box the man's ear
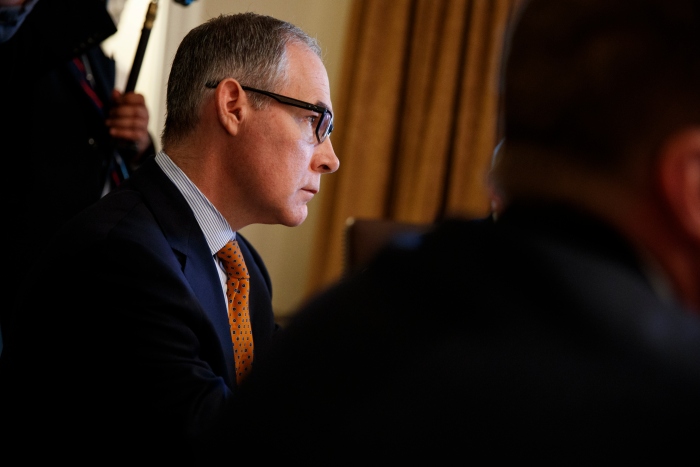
[214,78,247,136]
[657,127,700,241]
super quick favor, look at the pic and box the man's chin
[281,207,308,227]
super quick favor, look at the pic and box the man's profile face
[234,42,340,228]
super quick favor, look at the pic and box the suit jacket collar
[494,201,700,377]
[126,158,238,383]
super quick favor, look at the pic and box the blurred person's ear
[488,138,506,219]
[657,127,700,241]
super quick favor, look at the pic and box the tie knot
[217,240,249,279]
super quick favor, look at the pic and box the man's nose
[315,138,340,173]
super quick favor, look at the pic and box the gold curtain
[305,0,523,297]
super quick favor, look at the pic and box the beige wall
[106,0,352,318]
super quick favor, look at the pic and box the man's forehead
[284,43,332,109]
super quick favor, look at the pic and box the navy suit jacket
[3,158,278,463]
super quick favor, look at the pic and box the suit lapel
[127,159,236,384]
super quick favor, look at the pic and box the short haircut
[496,0,700,193]
[161,12,321,147]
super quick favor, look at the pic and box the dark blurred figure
[0,0,155,358]
[233,0,700,462]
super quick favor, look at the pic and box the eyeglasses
[205,81,334,144]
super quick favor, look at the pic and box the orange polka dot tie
[216,240,254,385]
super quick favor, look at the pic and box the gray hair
[161,12,321,148]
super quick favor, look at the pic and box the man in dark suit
[0,0,155,358]
[231,0,700,462]
[2,11,339,463]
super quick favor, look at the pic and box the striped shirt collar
[155,151,235,254]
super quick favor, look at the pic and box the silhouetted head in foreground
[494,0,700,311]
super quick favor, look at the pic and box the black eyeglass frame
[205,81,333,144]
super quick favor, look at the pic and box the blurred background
[106,0,520,321]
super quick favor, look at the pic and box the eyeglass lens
[318,112,333,143]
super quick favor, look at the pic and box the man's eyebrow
[315,100,332,111]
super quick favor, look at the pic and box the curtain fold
[305,0,523,298]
